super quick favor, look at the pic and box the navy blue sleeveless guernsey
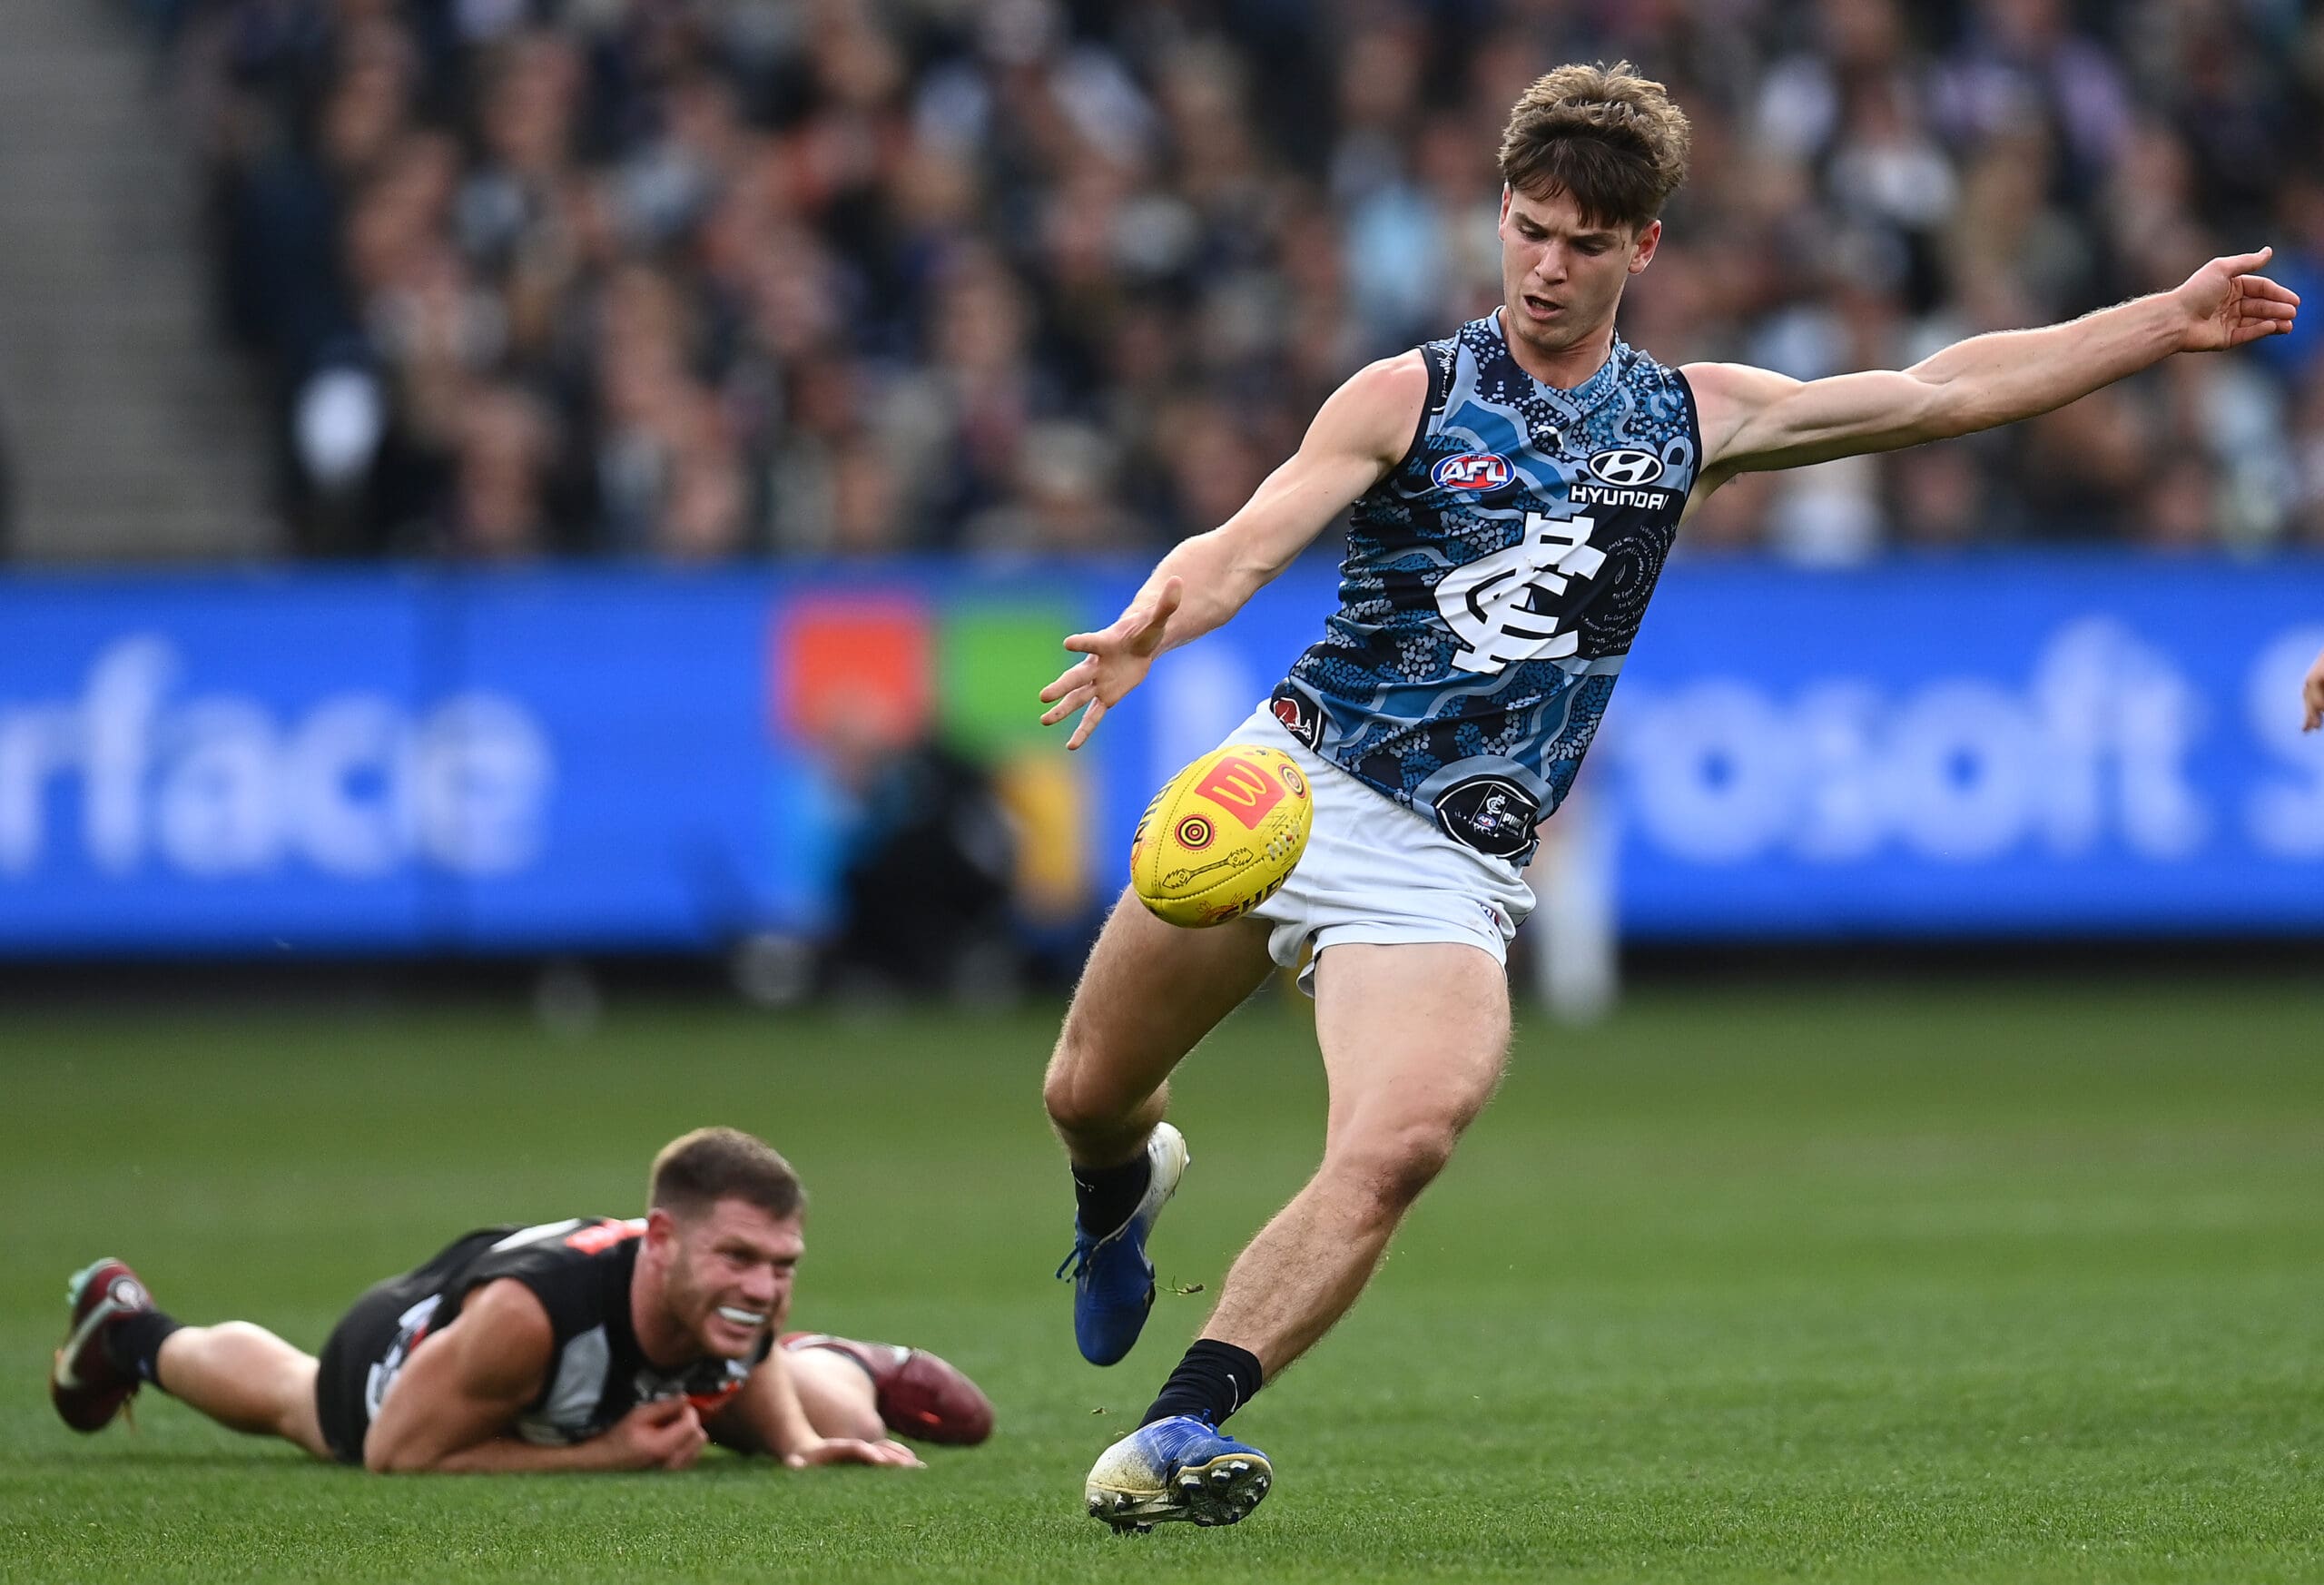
[1269,312,1699,866]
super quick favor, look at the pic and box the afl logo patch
[1432,452,1512,492]
[1589,448,1664,487]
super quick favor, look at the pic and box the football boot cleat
[781,1334,994,1445]
[1083,1413,1272,1532]
[1055,1123,1189,1366]
[52,1258,154,1433]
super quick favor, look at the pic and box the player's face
[659,1198,803,1359]
[1497,185,1660,366]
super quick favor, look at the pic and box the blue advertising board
[0,557,2319,953]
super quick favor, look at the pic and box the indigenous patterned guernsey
[1270,311,1699,866]
[313,1216,767,1463]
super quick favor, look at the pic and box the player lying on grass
[51,1127,990,1471]
[1035,61,2300,1532]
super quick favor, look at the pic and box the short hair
[649,1127,804,1222]
[1498,62,1692,232]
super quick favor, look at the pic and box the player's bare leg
[1045,892,1275,1368]
[781,1334,994,1446]
[1083,940,1508,1531]
[784,1344,886,1441]
[54,1258,331,1460]
[153,1324,332,1459]
[1197,941,1509,1373]
[1044,892,1275,1168]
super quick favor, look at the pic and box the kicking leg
[1042,890,1275,1171]
[1044,891,1275,1367]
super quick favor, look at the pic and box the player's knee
[1042,1039,1125,1137]
[1328,1121,1462,1216]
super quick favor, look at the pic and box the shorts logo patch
[1432,775,1540,860]
[1431,452,1512,492]
[1176,814,1215,850]
[1270,688,1324,751]
[1196,754,1285,829]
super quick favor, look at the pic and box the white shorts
[1223,707,1536,994]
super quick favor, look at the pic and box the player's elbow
[361,1425,434,1474]
[362,1438,410,1474]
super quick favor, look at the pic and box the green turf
[4,977,2321,1582]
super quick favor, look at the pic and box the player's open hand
[1038,576,1185,750]
[783,1436,925,1470]
[2301,644,2324,733]
[2173,249,2300,351]
[606,1397,708,1471]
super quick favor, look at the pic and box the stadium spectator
[159,0,2323,561]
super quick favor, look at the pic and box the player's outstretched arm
[1687,250,2299,484]
[1038,352,1430,748]
[2301,645,2324,733]
[713,1342,922,1469]
[364,1280,705,1473]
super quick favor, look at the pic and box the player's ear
[644,1206,681,1248]
[1629,219,1662,275]
[1497,184,1513,230]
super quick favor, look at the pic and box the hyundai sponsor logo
[1588,448,1665,487]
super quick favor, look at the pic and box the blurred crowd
[155,0,2324,561]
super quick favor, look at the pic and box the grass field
[4,976,2321,1583]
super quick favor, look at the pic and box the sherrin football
[1130,743,1314,928]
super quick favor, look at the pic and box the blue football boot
[1056,1122,1189,1366]
[1084,1413,1273,1531]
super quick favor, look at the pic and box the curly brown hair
[1498,62,1692,232]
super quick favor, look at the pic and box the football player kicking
[1037,62,2299,1531]
[51,1127,990,1470]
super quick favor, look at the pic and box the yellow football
[1130,743,1314,928]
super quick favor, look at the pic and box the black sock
[1071,1150,1152,1239]
[1141,1339,1264,1428]
[104,1310,182,1390]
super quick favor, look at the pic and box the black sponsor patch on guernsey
[1268,684,1324,752]
[1432,775,1540,860]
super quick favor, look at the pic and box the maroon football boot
[52,1259,154,1432]
[782,1333,994,1446]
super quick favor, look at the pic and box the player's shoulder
[458,1275,556,1340]
[1317,349,1434,468]
[432,1277,557,1397]
[1669,359,1793,406]
[1340,348,1433,408]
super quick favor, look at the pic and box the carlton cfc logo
[1432,452,1512,491]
